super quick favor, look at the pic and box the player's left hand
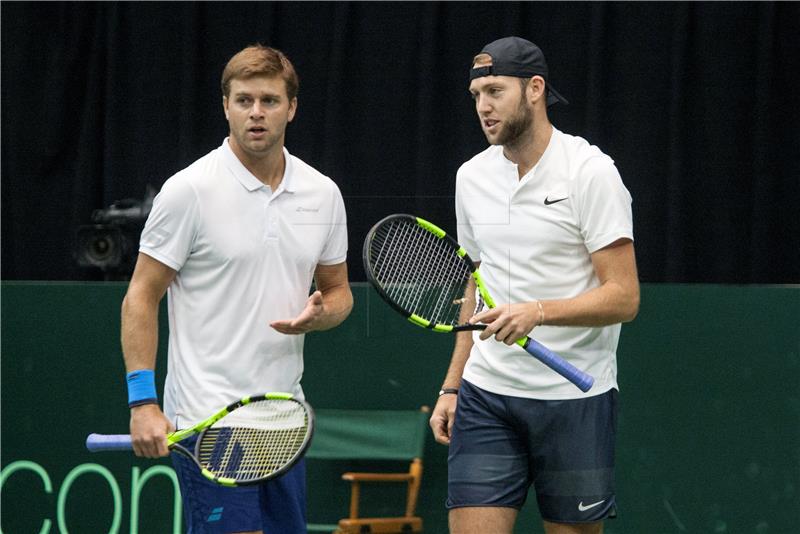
[270,290,325,334]
[470,302,539,345]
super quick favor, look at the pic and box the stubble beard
[492,96,534,149]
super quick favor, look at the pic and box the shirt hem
[462,373,618,400]
[139,247,183,272]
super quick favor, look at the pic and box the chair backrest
[307,408,429,461]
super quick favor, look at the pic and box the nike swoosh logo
[578,500,605,512]
[544,196,568,205]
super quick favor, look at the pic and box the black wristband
[438,388,459,397]
[128,398,158,408]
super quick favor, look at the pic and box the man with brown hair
[121,44,352,533]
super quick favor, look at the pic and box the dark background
[3,1,799,283]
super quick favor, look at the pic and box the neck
[229,138,286,190]
[503,119,553,179]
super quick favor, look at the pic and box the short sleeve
[139,176,199,271]
[572,156,634,253]
[317,182,348,265]
[455,169,481,261]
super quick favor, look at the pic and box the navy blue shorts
[171,434,307,533]
[447,380,618,523]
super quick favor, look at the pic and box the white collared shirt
[140,139,347,426]
[456,127,633,399]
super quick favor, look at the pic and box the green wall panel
[1,282,798,533]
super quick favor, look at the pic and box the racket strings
[420,233,466,322]
[374,221,411,291]
[372,220,429,294]
[369,218,471,326]
[197,400,310,482]
[439,250,473,322]
[390,222,469,325]
[403,225,443,313]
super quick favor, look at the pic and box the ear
[222,96,230,120]
[287,97,298,123]
[527,76,547,105]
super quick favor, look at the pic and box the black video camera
[74,186,155,278]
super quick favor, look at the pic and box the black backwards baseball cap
[469,36,569,106]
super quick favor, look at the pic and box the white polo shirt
[139,139,347,427]
[455,127,633,399]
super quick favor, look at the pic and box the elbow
[121,291,137,335]
[621,288,640,323]
[622,302,639,323]
[122,286,144,314]
[121,285,158,320]
[322,286,354,330]
[121,291,134,318]
[342,288,355,319]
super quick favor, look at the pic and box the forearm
[541,279,639,327]
[441,277,478,388]
[121,291,160,372]
[441,331,473,389]
[315,283,353,331]
[123,291,174,457]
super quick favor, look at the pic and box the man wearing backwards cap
[430,37,640,534]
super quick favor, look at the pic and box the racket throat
[408,314,454,332]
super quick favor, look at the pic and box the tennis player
[429,37,640,534]
[121,44,353,534]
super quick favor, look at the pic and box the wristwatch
[438,387,459,397]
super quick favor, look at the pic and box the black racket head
[363,214,482,331]
[190,396,314,486]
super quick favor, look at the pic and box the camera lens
[89,236,114,260]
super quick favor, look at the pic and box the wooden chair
[306,406,431,534]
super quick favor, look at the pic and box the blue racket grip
[520,338,595,392]
[86,433,133,452]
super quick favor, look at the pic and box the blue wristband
[127,369,158,408]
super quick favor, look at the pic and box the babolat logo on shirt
[207,507,223,522]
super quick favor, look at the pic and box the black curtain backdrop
[2,1,799,283]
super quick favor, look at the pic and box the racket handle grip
[86,433,133,452]
[521,338,595,392]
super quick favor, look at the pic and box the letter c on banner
[0,460,53,534]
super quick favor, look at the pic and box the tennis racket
[363,214,594,392]
[86,393,313,487]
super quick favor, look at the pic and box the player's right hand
[430,394,458,445]
[130,404,175,458]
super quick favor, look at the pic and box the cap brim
[546,85,569,106]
